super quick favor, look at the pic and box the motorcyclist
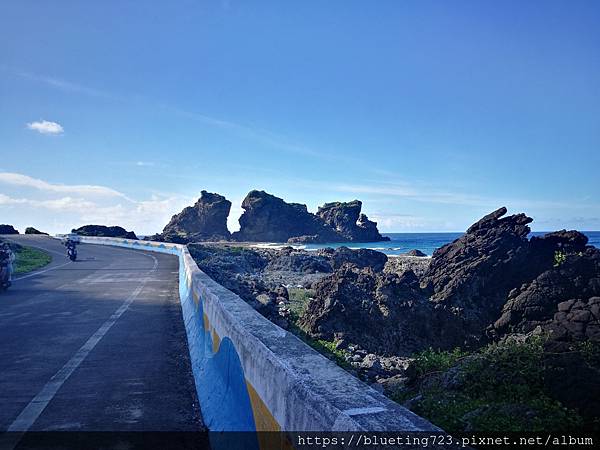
[65,235,78,261]
[0,242,15,289]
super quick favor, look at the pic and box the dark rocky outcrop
[316,201,389,242]
[420,207,537,337]
[156,191,231,243]
[317,247,388,272]
[493,245,600,342]
[0,224,19,235]
[232,190,388,243]
[404,249,427,257]
[232,191,340,243]
[299,266,466,355]
[72,225,137,240]
[299,206,600,356]
[25,227,48,235]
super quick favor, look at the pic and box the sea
[289,231,600,256]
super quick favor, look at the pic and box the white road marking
[12,261,72,281]
[5,250,160,443]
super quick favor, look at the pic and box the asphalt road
[0,235,203,434]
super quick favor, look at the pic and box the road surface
[0,235,203,435]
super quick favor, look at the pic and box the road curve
[0,235,203,432]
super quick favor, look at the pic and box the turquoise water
[294,231,600,256]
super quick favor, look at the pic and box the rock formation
[232,190,388,243]
[317,247,388,272]
[299,266,466,355]
[0,224,19,235]
[316,201,389,242]
[72,225,138,240]
[25,227,48,235]
[232,190,339,243]
[420,207,536,336]
[299,206,600,356]
[156,191,231,243]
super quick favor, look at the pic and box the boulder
[404,249,427,257]
[72,225,137,240]
[159,191,231,243]
[0,224,19,235]
[24,227,48,235]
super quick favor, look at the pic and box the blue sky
[1,1,599,235]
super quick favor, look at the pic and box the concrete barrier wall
[76,237,440,433]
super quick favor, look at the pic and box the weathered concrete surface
[0,235,203,432]
[84,236,441,433]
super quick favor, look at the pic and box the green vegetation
[412,347,469,377]
[287,287,314,320]
[393,336,585,433]
[14,246,52,274]
[286,287,352,369]
[554,250,567,267]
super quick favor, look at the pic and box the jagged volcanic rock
[72,225,137,240]
[493,241,600,341]
[158,191,231,243]
[232,190,389,243]
[299,266,466,355]
[316,200,390,242]
[420,207,536,334]
[232,190,340,243]
[0,224,19,234]
[316,246,388,272]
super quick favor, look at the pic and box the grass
[393,336,586,433]
[287,287,314,320]
[14,246,52,274]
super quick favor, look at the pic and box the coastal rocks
[71,225,137,240]
[492,245,600,341]
[0,225,19,234]
[420,207,536,335]
[24,227,48,235]
[299,265,465,355]
[384,255,431,278]
[317,247,388,272]
[265,247,332,274]
[316,201,389,242]
[231,190,389,243]
[232,190,339,243]
[405,249,427,257]
[157,191,231,243]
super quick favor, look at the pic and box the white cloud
[26,120,64,135]
[0,173,192,235]
[0,172,129,199]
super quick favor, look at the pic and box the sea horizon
[283,230,600,256]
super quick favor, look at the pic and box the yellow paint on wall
[246,381,280,432]
[246,381,295,450]
[211,329,221,353]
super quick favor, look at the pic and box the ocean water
[291,231,600,256]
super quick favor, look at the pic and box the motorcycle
[67,246,77,261]
[0,261,11,292]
